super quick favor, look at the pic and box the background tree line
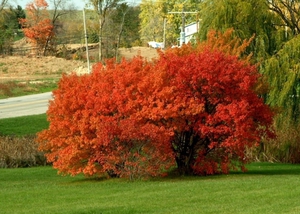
[0,0,141,59]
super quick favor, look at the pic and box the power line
[168,11,198,46]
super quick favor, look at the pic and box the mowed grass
[0,163,300,214]
[0,114,49,136]
[1,115,300,213]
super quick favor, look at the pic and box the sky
[11,0,141,10]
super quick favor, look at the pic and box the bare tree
[90,0,122,62]
[114,3,129,60]
[50,0,75,24]
[45,0,76,54]
[0,0,9,12]
[267,0,300,35]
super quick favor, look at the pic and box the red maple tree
[19,0,54,55]
[37,30,274,178]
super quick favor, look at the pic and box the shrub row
[0,135,47,168]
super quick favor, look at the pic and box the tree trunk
[115,6,128,61]
[99,16,103,62]
[173,131,198,175]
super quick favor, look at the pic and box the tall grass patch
[0,80,57,99]
[265,121,300,163]
[0,114,49,168]
[247,119,300,163]
[0,135,46,168]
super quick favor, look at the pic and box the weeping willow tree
[262,36,300,124]
[198,0,299,120]
[260,36,300,163]
[198,0,284,61]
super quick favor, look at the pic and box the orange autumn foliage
[37,30,274,178]
[163,28,254,61]
[38,58,175,179]
[19,0,54,55]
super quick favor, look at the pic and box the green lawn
[1,115,300,213]
[0,114,48,136]
[1,163,300,214]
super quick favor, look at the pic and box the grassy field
[0,163,300,214]
[0,114,48,136]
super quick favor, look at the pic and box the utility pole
[168,11,198,46]
[163,17,166,49]
[181,9,185,46]
[83,8,91,74]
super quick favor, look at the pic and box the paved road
[0,92,53,119]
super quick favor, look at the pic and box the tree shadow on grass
[231,163,300,176]
[63,163,300,184]
[162,163,300,181]
[59,174,113,185]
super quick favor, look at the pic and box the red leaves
[37,31,274,178]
